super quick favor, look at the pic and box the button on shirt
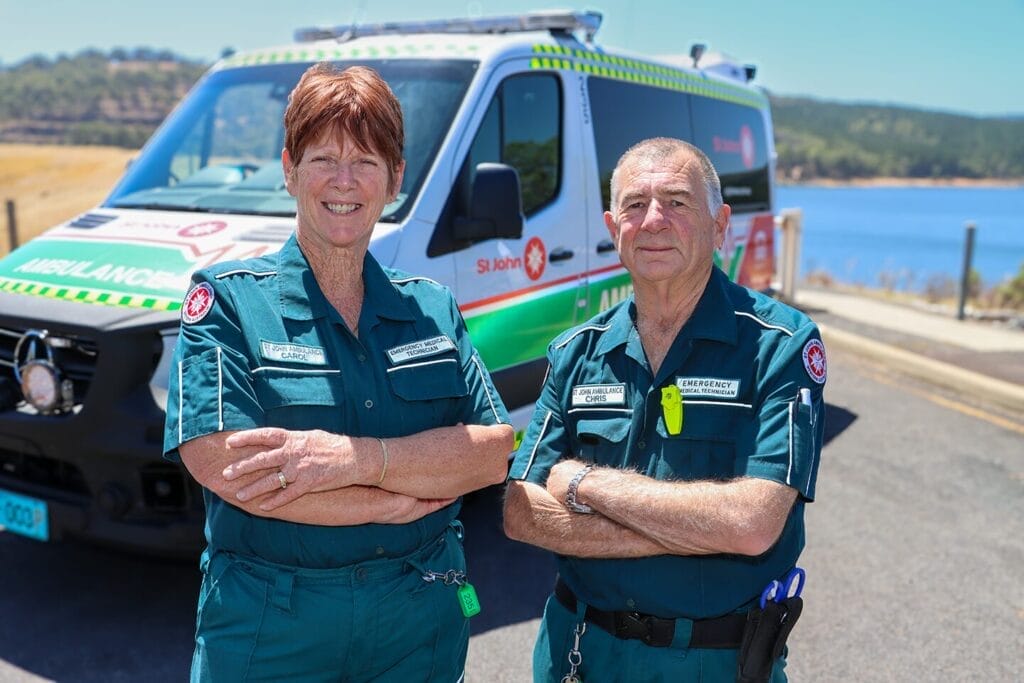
[509,267,825,619]
[164,234,508,568]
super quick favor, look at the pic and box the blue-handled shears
[759,567,805,610]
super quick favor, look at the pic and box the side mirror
[453,163,524,241]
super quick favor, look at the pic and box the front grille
[0,325,99,408]
[140,463,190,511]
[0,445,89,495]
[66,212,118,229]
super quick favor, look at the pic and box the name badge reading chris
[259,340,327,365]
[571,383,626,407]
[386,335,456,365]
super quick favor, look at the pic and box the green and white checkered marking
[529,44,767,110]
[0,276,181,311]
[218,42,482,69]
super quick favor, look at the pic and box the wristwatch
[565,465,595,514]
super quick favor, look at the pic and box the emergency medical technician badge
[182,282,215,324]
[802,338,827,384]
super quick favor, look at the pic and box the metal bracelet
[565,464,594,514]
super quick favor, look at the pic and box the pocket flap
[388,359,468,401]
[575,417,631,444]
[254,372,341,409]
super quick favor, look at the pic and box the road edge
[819,323,1024,413]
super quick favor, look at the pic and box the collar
[276,234,415,323]
[593,266,737,355]
[682,267,738,346]
[277,234,329,321]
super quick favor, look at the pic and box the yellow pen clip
[661,384,683,435]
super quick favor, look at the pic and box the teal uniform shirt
[164,234,508,568]
[509,266,825,619]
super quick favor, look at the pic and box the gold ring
[277,471,288,489]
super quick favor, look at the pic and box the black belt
[554,577,746,649]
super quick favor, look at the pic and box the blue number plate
[0,488,49,541]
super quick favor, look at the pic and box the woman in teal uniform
[163,63,513,682]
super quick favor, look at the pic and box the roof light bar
[295,10,603,44]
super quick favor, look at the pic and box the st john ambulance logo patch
[802,339,827,384]
[182,282,215,324]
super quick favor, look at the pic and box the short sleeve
[450,295,509,427]
[508,346,569,484]
[162,273,264,461]
[736,323,826,500]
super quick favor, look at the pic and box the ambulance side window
[587,76,694,212]
[431,73,561,256]
[689,97,771,213]
[465,73,561,213]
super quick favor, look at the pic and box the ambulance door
[438,63,585,407]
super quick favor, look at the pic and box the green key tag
[457,581,481,618]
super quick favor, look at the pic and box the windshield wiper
[111,202,215,212]
[214,208,297,218]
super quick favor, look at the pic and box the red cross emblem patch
[182,282,215,324]
[802,339,827,384]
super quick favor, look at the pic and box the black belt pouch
[736,596,803,683]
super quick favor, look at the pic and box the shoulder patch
[802,339,827,384]
[182,282,215,324]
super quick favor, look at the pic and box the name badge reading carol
[386,335,456,364]
[571,384,626,406]
[259,340,327,365]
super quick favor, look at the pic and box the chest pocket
[253,371,344,430]
[572,413,632,467]
[655,402,744,481]
[387,357,468,432]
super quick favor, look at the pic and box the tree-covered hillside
[2,51,1022,182]
[770,95,1024,181]
[0,49,206,148]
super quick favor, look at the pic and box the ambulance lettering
[599,283,633,312]
[477,255,523,274]
[14,258,182,291]
[713,124,756,170]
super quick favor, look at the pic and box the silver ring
[277,471,288,489]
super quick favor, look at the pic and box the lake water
[775,186,1024,291]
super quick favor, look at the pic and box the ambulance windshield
[105,60,478,222]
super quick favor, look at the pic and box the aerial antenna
[690,43,706,68]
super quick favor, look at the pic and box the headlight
[20,360,71,414]
[13,328,74,414]
[149,330,179,411]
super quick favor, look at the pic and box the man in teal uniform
[165,64,513,681]
[504,138,825,682]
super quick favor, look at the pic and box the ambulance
[0,11,777,554]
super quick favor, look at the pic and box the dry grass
[0,143,136,255]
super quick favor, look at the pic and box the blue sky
[1,0,1021,117]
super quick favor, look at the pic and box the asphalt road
[1,345,1022,682]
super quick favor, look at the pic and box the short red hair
[284,63,404,193]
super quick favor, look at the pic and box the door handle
[549,248,575,262]
[596,240,616,254]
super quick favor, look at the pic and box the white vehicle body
[0,11,777,553]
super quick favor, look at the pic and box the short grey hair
[608,137,723,217]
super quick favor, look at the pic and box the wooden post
[5,199,17,252]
